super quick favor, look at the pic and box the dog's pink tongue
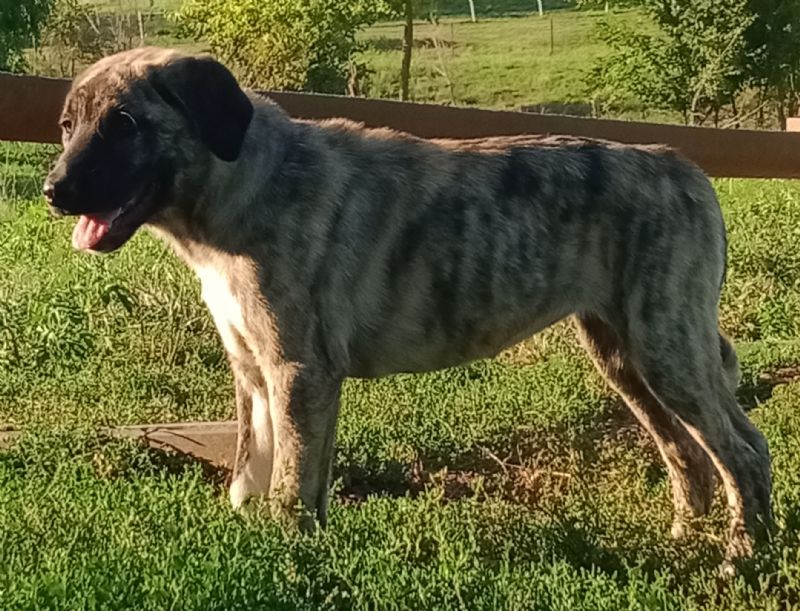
[72,214,110,251]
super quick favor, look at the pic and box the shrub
[0,0,53,72]
[173,0,395,94]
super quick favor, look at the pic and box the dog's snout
[43,182,55,203]
[43,177,75,216]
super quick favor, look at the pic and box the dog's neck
[148,96,295,267]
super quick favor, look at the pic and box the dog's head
[43,47,254,253]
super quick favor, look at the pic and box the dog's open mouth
[67,186,154,253]
[71,203,131,251]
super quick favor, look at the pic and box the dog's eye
[101,109,139,138]
[59,119,73,136]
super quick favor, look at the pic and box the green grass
[356,10,640,113]
[3,138,800,608]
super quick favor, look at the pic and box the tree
[29,0,137,78]
[742,0,800,128]
[0,0,53,72]
[401,0,414,100]
[586,0,751,126]
[387,0,428,101]
[174,0,393,94]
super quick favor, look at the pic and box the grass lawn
[357,10,648,115]
[3,134,800,609]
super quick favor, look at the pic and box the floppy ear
[149,56,253,162]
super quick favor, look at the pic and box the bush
[586,0,751,126]
[0,0,53,72]
[29,0,147,78]
[173,0,395,94]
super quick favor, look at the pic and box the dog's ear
[150,56,253,162]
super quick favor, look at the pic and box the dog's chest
[195,264,248,358]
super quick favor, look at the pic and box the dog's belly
[346,302,573,378]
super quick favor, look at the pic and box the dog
[43,47,770,567]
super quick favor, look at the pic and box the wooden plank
[2,71,800,178]
[0,421,238,468]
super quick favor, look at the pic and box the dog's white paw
[229,475,261,511]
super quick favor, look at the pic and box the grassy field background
[3,3,800,609]
[62,0,663,119]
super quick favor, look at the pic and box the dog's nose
[44,178,74,203]
[43,181,73,217]
[43,182,55,203]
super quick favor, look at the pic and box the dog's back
[236,109,725,379]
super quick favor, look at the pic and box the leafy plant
[29,0,149,77]
[173,0,395,94]
[586,0,751,126]
[742,0,800,128]
[0,0,53,71]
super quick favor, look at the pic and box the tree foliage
[29,0,138,77]
[173,0,395,94]
[0,0,53,72]
[743,0,800,126]
[587,0,751,125]
[587,0,800,128]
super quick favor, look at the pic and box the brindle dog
[43,47,771,569]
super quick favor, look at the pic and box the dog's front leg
[266,364,342,529]
[229,375,274,510]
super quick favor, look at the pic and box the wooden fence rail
[3,69,800,467]
[0,422,238,469]
[3,72,800,179]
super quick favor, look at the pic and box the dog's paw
[229,474,267,512]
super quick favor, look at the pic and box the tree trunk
[467,0,476,22]
[777,91,787,131]
[401,0,413,101]
[729,94,740,129]
[537,0,544,17]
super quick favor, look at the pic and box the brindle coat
[43,47,771,568]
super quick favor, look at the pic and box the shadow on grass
[520,101,594,117]
[333,400,638,504]
[136,443,230,487]
[738,366,800,411]
[365,36,458,53]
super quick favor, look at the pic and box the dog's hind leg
[575,313,717,539]
[626,310,771,568]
